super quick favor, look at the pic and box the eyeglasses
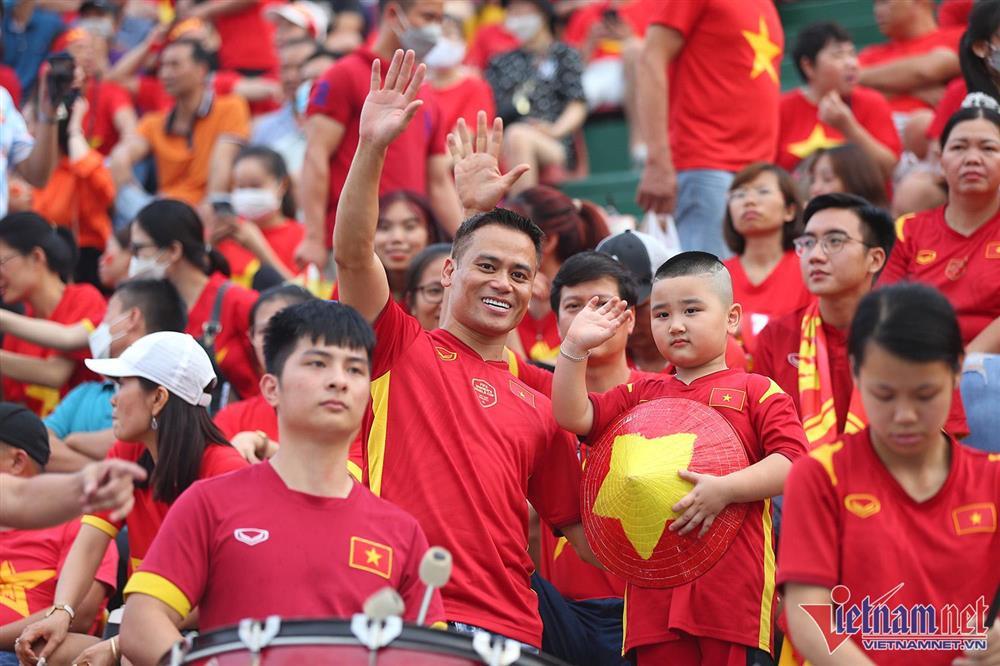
[728,186,777,202]
[793,232,871,257]
[414,283,445,304]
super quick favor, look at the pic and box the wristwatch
[46,603,75,621]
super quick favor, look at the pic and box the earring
[150,416,158,431]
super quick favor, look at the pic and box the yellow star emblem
[971,512,982,525]
[0,561,57,618]
[788,123,843,159]
[365,548,383,566]
[593,433,697,560]
[742,16,782,84]
[722,394,732,402]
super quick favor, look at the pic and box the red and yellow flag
[349,537,393,579]
[952,503,997,536]
[709,388,747,411]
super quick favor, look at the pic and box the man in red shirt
[333,52,593,648]
[636,0,783,257]
[120,301,444,664]
[297,0,462,269]
[778,21,900,176]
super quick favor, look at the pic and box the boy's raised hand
[449,111,530,215]
[359,49,426,151]
[669,470,732,538]
[562,297,629,358]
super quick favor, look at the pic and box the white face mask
[395,8,442,60]
[505,14,543,43]
[127,251,168,280]
[424,38,467,70]
[88,312,130,360]
[232,188,280,221]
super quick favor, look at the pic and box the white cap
[264,1,329,41]
[85,332,216,408]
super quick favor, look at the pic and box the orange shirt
[33,151,115,250]
[137,92,250,205]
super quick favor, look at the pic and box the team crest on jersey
[472,378,498,408]
[945,257,968,281]
[786,353,801,368]
[915,249,937,265]
[844,494,881,519]
[986,242,1000,260]
[435,346,457,361]
[952,503,997,536]
[233,528,270,546]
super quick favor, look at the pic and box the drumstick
[416,547,453,626]
[363,587,405,620]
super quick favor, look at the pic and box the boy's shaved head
[653,251,734,306]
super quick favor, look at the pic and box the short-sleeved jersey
[82,79,133,156]
[516,310,562,366]
[858,27,964,113]
[82,441,247,573]
[587,368,809,652]
[212,2,277,73]
[124,462,443,630]
[880,206,1000,345]
[2,283,106,416]
[306,48,448,246]
[776,87,900,171]
[215,219,304,288]
[778,429,1000,666]
[0,518,117,626]
[651,0,783,172]
[431,76,496,138]
[723,251,814,360]
[186,274,260,399]
[213,393,278,441]
[137,93,250,205]
[43,381,114,438]
[362,299,582,646]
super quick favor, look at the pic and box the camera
[45,52,79,113]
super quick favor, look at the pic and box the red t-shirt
[214,393,278,441]
[775,87,900,171]
[0,67,21,106]
[81,441,247,573]
[928,78,967,140]
[186,274,260,399]
[213,3,277,73]
[516,310,562,366]
[563,0,650,61]
[587,368,808,653]
[938,0,974,27]
[362,299,582,646]
[215,219,305,288]
[431,76,496,138]
[880,206,1000,345]
[306,48,449,246]
[858,27,964,113]
[124,461,443,629]
[0,519,118,627]
[777,429,1000,666]
[724,251,814,360]
[465,24,519,71]
[82,79,133,156]
[652,0,783,172]
[2,283,106,417]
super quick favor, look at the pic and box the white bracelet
[559,346,591,362]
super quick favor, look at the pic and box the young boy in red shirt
[552,251,809,665]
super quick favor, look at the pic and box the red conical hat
[582,398,749,588]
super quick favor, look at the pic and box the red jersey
[0,519,117,627]
[82,440,247,573]
[778,429,1000,666]
[82,79,133,156]
[124,461,443,630]
[858,27,964,113]
[186,274,260,399]
[937,0,974,27]
[587,368,809,653]
[880,206,1000,345]
[0,67,21,106]
[212,2,277,73]
[563,0,650,62]
[362,299,583,646]
[724,251,814,360]
[306,48,449,246]
[927,78,966,140]
[652,0,783,172]
[516,310,562,366]
[214,393,278,441]
[2,283,106,417]
[215,219,305,288]
[775,87,900,171]
[431,76,496,137]
[466,24,519,70]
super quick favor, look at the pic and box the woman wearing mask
[128,199,260,401]
[15,332,246,666]
[426,15,496,135]
[403,243,451,331]
[214,146,305,287]
[0,213,106,417]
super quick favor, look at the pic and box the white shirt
[1,86,35,218]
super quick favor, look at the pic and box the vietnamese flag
[952,503,997,536]
[349,536,394,579]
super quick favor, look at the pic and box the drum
[162,617,569,666]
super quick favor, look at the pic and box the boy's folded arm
[551,351,595,436]
[720,452,793,504]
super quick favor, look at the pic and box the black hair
[114,279,187,333]
[134,199,230,277]
[234,145,297,219]
[379,190,444,245]
[305,47,341,65]
[808,144,889,209]
[0,212,78,283]
[959,0,1000,99]
[136,377,230,503]
[849,283,963,375]
[451,208,543,263]
[802,193,895,255]
[404,242,451,310]
[939,105,1000,147]
[723,162,803,254]
[249,283,315,330]
[550,250,638,313]
[502,0,557,34]
[653,251,725,282]
[264,300,377,377]
[792,21,853,82]
[379,0,415,13]
[165,37,215,70]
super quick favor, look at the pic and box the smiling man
[333,50,594,649]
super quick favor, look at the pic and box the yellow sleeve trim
[82,515,120,539]
[79,319,96,333]
[894,212,915,242]
[123,571,193,619]
[758,378,785,405]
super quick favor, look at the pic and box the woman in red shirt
[0,213,106,416]
[722,163,812,363]
[373,190,445,303]
[426,15,497,136]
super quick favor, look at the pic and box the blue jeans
[960,353,1000,453]
[0,651,18,666]
[675,169,735,258]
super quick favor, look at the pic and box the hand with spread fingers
[359,49,427,151]
[561,296,630,359]
[668,469,733,538]
[449,110,530,216]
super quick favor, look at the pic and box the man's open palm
[449,111,530,215]
[359,49,426,150]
